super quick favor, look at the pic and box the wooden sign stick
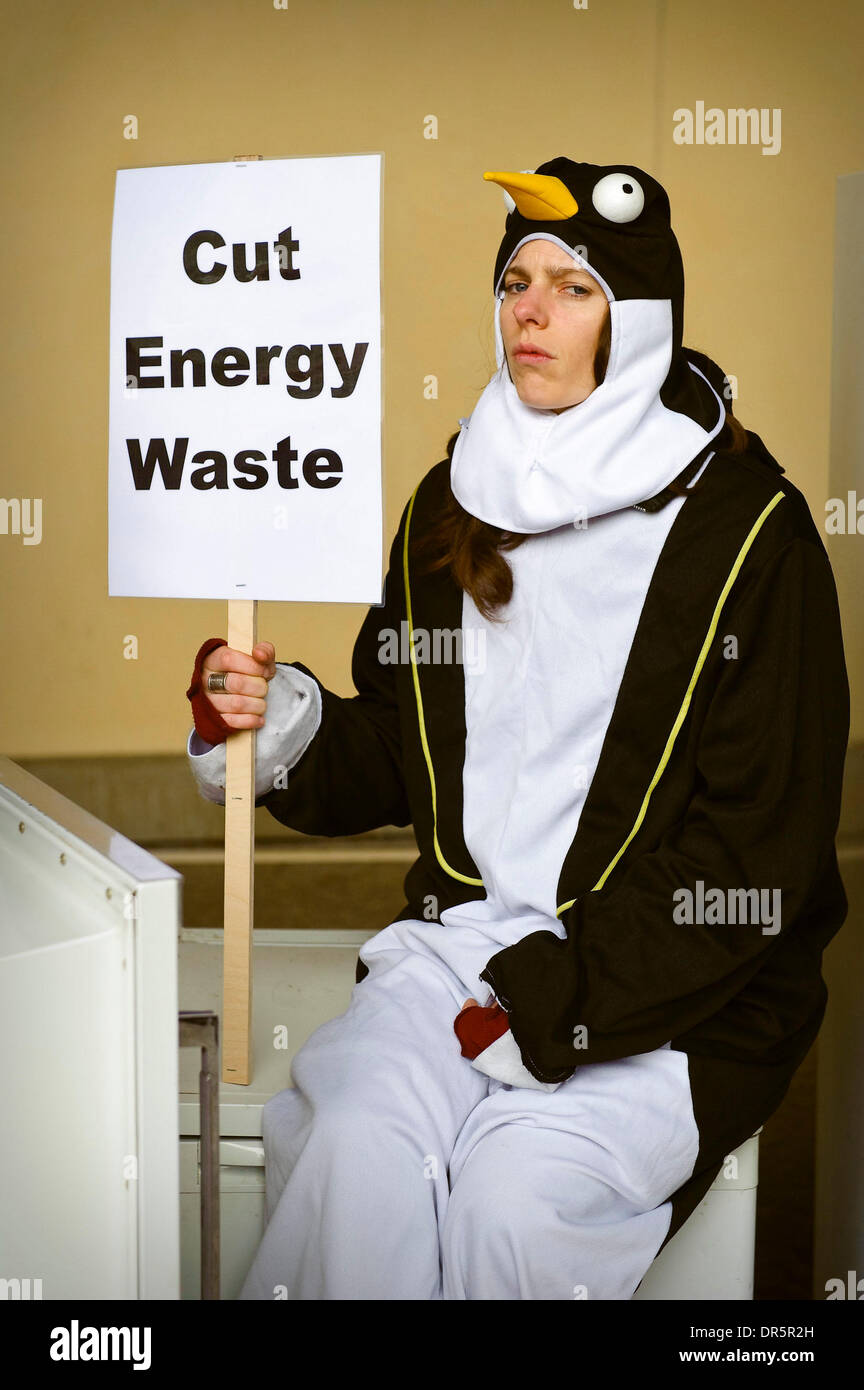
[222,598,257,1085]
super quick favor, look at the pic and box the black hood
[487,157,720,432]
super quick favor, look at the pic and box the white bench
[633,1130,761,1300]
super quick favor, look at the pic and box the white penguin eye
[591,173,645,223]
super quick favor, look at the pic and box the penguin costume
[187,157,850,1300]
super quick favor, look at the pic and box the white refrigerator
[0,755,181,1300]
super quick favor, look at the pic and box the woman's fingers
[205,688,267,716]
[206,671,268,699]
[207,641,275,680]
[253,641,278,679]
[204,644,274,692]
[201,640,277,726]
[208,711,265,731]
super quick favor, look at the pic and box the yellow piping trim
[555,488,787,918]
[404,485,485,887]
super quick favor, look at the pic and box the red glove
[186,637,234,746]
[453,1000,510,1060]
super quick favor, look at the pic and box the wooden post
[221,153,263,1088]
[222,599,257,1085]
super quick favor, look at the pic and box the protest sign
[109,154,383,1081]
[109,153,383,602]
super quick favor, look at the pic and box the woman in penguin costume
[186,157,850,1300]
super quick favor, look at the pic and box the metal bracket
[179,1011,220,1299]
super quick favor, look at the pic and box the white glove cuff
[186,663,322,804]
[470,1029,562,1092]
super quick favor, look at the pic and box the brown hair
[412,319,749,621]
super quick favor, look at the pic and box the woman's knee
[262,1086,310,1152]
[441,1131,646,1299]
[266,1074,438,1182]
[443,1125,625,1249]
[443,1130,540,1245]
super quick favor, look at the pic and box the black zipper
[478,966,507,1009]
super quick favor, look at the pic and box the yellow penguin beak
[483,170,579,220]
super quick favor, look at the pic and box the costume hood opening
[450,157,728,532]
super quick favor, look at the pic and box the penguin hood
[449,157,728,533]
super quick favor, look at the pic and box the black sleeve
[480,535,851,1082]
[255,500,412,836]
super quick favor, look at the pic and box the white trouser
[238,919,700,1301]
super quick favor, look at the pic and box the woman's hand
[454,995,509,1061]
[201,640,278,731]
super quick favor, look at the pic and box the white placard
[108,154,383,602]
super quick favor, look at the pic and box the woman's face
[498,237,610,413]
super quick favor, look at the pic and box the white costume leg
[237,939,488,1300]
[441,1042,700,1300]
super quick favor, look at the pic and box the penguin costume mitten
[452,157,732,1089]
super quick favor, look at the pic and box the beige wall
[2,0,863,756]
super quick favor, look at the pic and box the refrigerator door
[0,756,181,1299]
